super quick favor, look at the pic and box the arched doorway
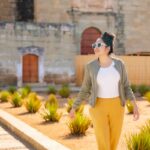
[81,27,101,54]
[23,54,38,83]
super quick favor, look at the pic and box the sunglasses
[92,42,106,49]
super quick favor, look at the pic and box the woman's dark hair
[101,32,115,55]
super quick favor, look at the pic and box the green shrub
[25,92,41,113]
[75,104,84,114]
[66,98,74,113]
[58,86,70,98]
[137,84,150,96]
[140,120,150,133]
[126,99,134,114]
[11,92,23,107]
[62,83,69,88]
[23,85,31,93]
[125,120,150,150]
[0,91,10,102]
[41,103,62,122]
[144,91,150,103]
[66,98,84,114]
[67,112,91,135]
[18,87,30,98]
[45,94,58,108]
[131,84,138,93]
[47,85,57,94]
[8,86,17,94]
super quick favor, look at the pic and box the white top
[96,60,120,98]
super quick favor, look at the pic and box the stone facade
[0,0,149,86]
[0,22,76,86]
[0,0,16,21]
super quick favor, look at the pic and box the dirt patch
[0,94,149,150]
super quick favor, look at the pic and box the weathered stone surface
[44,73,75,84]
[0,0,149,85]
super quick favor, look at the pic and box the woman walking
[69,32,140,150]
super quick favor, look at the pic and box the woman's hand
[69,108,76,119]
[132,104,140,121]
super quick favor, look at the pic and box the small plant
[0,91,10,102]
[66,98,84,114]
[47,85,57,94]
[8,86,17,94]
[140,120,150,133]
[41,103,62,122]
[131,84,138,93]
[25,92,41,113]
[125,119,150,150]
[11,92,23,107]
[66,98,74,113]
[137,84,150,96]
[144,91,150,103]
[62,83,69,88]
[58,85,70,98]
[45,94,58,108]
[18,87,30,98]
[23,85,31,93]
[75,104,84,114]
[67,112,91,135]
[126,99,134,114]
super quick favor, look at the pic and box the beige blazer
[72,56,136,110]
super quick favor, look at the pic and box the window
[16,0,34,21]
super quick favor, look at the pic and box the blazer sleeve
[72,64,92,110]
[121,61,136,101]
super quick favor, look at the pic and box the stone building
[0,0,149,86]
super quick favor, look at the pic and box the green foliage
[125,120,150,150]
[75,105,84,114]
[58,85,70,98]
[25,92,41,113]
[47,85,57,94]
[66,98,74,113]
[131,84,138,93]
[62,83,69,88]
[140,120,150,133]
[11,92,23,107]
[18,86,31,98]
[67,112,91,135]
[23,85,31,93]
[144,91,150,103]
[66,98,84,114]
[41,102,62,122]
[126,99,134,114]
[137,84,150,96]
[45,94,58,108]
[8,86,17,94]
[0,91,10,102]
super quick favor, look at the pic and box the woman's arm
[72,64,92,110]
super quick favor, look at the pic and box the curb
[0,109,70,150]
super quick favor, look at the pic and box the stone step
[22,83,80,93]
[1,83,80,93]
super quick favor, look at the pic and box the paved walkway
[0,123,34,150]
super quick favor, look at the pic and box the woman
[69,32,140,150]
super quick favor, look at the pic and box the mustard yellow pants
[89,96,125,150]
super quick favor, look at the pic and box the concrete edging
[0,109,70,150]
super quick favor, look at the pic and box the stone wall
[119,0,150,54]
[0,22,76,85]
[0,0,16,21]
[0,0,149,86]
